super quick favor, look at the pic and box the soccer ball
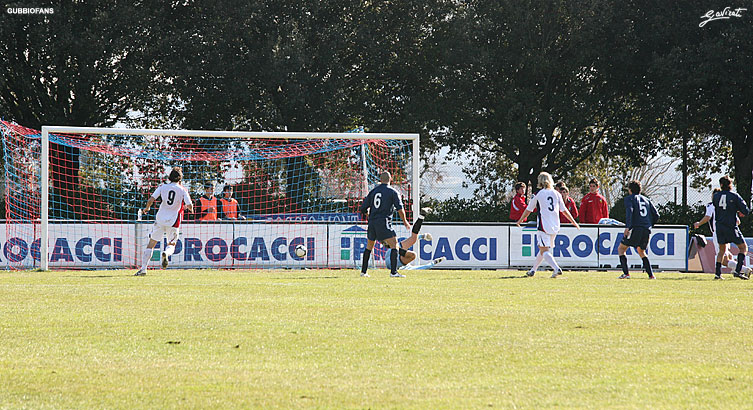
[295,244,307,258]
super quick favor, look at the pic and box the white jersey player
[693,188,751,277]
[135,167,194,276]
[516,172,580,278]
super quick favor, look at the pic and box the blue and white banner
[0,222,688,270]
[135,223,328,268]
[508,225,687,270]
[509,226,599,268]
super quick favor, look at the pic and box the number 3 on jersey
[373,193,382,209]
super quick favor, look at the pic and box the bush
[654,202,753,237]
[655,202,706,227]
[425,195,752,237]
[740,214,753,237]
[610,196,705,228]
[422,196,511,222]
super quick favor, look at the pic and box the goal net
[0,121,418,270]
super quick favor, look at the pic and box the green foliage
[150,0,448,134]
[422,195,511,223]
[641,0,753,204]
[740,215,753,238]
[429,0,662,186]
[0,2,162,127]
[655,203,705,228]
[3,0,752,213]
[649,202,752,237]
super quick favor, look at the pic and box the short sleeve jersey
[704,203,716,234]
[360,184,403,221]
[152,182,193,226]
[624,194,658,229]
[526,188,566,235]
[713,190,750,229]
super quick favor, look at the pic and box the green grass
[1,269,752,409]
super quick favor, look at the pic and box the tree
[147,0,449,211]
[641,1,753,205]
[0,2,162,128]
[429,0,662,188]
[0,2,165,219]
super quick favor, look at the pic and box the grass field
[1,269,752,409]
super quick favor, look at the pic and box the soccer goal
[0,121,419,270]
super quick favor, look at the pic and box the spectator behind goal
[555,181,579,223]
[509,182,528,222]
[579,178,609,224]
[197,182,218,221]
[219,185,245,220]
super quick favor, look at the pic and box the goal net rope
[0,120,418,270]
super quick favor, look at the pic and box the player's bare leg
[403,247,417,264]
[617,243,632,279]
[397,214,433,268]
[137,238,159,276]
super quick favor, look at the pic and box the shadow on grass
[283,276,341,280]
[496,275,529,280]
[65,274,120,278]
[657,276,714,281]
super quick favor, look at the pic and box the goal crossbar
[39,126,420,270]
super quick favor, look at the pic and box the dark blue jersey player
[359,171,411,278]
[712,175,750,280]
[618,180,659,279]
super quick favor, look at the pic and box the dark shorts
[367,218,396,241]
[621,226,651,250]
[716,225,745,245]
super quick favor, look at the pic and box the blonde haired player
[516,172,580,278]
[135,167,194,276]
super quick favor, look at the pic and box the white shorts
[149,222,179,244]
[535,231,556,249]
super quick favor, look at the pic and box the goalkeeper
[383,210,446,272]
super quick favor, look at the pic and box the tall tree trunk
[731,134,753,206]
[516,156,540,192]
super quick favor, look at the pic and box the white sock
[530,252,545,272]
[141,248,153,270]
[543,251,561,272]
[727,260,739,271]
[164,244,176,257]
[743,266,752,275]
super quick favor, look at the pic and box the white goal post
[35,126,420,270]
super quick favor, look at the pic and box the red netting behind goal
[1,121,416,270]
